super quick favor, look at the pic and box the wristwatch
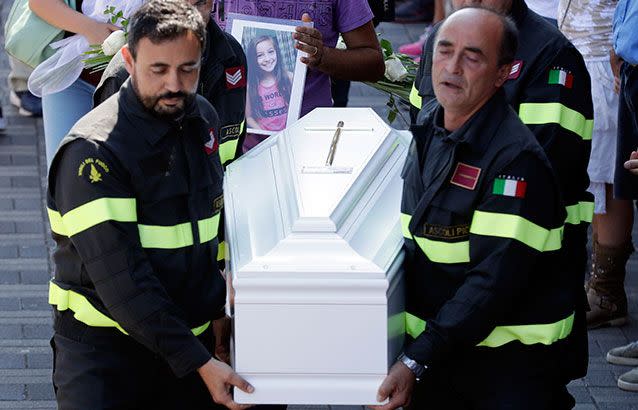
[397,353,426,380]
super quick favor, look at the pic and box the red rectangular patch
[450,162,481,190]
[225,66,245,89]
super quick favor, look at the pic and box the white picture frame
[226,13,310,136]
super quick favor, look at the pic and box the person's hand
[197,358,254,410]
[293,13,324,68]
[213,315,232,365]
[83,20,120,45]
[610,48,623,94]
[624,150,638,176]
[368,361,416,410]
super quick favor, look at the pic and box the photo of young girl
[245,32,295,133]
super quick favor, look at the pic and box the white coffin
[224,108,411,405]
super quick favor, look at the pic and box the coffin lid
[224,108,411,276]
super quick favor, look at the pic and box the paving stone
[12,176,40,188]
[0,177,11,187]
[0,245,18,258]
[0,272,20,285]
[19,246,47,259]
[0,154,11,165]
[26,353,52,370]
[20,271,51,285]
[0,384,26,400]
[22,325,53,340]
[12,155,37,166]
[15,222,43,234]
[0,198,13,210]
[0,297,21,311]
[14,199,42,211]
[590,387,638,404]
[0,221,15,233]
[0,352,25,369]
[21,298,50,311]
[584,370,620,387]
[26,383,54,400]
[568,386,594,403]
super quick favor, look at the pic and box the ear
[495,62,512,88]
[121,45,135,76]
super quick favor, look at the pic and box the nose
[164,69,183,93]
[445,52,463,75]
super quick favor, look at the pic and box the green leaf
[388,108,397,124]
[380,39,393,59]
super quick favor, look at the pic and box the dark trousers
[51,311,225,410]
[406,347,575,410]
[614,62,638,199]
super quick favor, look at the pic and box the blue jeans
[614,63,638,199]
[42,78,95,168]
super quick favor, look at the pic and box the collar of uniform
[509,0,528,26]
[433,89,509,154]
[118,78,201,146]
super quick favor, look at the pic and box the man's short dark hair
[456,5,519,66]
[127,0,206,58]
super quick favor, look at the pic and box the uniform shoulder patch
[78,158,110,184]
[450,162,481,190]
[507,60,523,80]
[225,66,246,89]
[492,175,527,198]
[204,128,219,155]
[548,66,573,89]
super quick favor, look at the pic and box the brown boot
[585,238,633,329]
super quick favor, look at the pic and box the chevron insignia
[225,66,245,89]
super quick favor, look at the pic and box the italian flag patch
[493,176,527,198]
[548,67,573,88]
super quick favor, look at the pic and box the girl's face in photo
[256,39,277,73]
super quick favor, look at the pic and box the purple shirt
[215,0,374,116]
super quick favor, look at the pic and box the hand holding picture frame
[226,13,310,136]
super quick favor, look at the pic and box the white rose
[102,30,127,56]
[384,56,409,82]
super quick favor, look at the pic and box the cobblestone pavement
[0,3,636,408]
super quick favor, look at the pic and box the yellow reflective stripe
[477,312,574,347]
[518,103,593,141]
[219,139,239,165]
[198,213,221,244]
[49,281,210,336]
[406,311,426,339]
[49,281,128,334]
[409,83,422,109]
[400,213,412,238]
[404,311,574,347]
[48,198,137,237]
[138,222,193,249]
[565,201,594,225]
[240,119,245,134]
[47,208,65,235]
[217,240,226,262]
[414,236,470,263]
[191,321,210,336]
[470,211,563,252]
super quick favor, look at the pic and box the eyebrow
[436,39,486,57]
[150,60,201,68]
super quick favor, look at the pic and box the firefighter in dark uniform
[375,8,576,409]
[409,0,593,382]
[94,0,247,169]
[46,2,252,409]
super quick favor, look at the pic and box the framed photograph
[227,14,310,136]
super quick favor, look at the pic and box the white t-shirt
[526,0,558,19]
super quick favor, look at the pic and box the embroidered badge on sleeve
[493,175,527,198]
